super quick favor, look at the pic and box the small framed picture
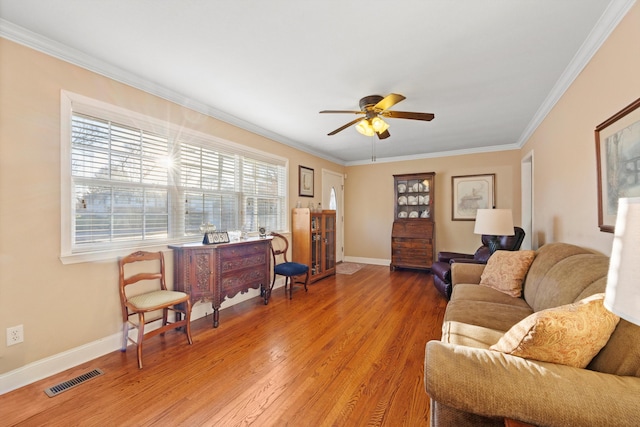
[299,166,314,197]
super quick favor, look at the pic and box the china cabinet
[292,208,336,283]
[391,172,435,271]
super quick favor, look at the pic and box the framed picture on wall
[451,174,495,220]
[299,166,314,197]
[595,97,640,233]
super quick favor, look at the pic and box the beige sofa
[424,242,640,426]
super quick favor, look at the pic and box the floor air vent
[44,368,104,397]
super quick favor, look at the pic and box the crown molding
[344,143,521,166]
[2,0,635,165]
[516,0,637,147]
[0,18,345,165]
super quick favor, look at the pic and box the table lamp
[474,208,514,254]
[605,197,640,325]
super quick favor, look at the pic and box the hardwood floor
[0,264,447,426]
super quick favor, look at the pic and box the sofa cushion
[443,300,533,347]
[451,283,532,308]
[479,250,535,297]
[443,284,534,348]
[441,321,507,349]
[490,293,620,368]
[588,319,640,377]
[522,243,607,310]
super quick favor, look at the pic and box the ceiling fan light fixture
[321,93,434,139]
[356,119,375,136]
[371,117,389,133]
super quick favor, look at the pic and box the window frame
[60,91,289,264]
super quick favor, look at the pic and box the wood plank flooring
[0,264,447,426]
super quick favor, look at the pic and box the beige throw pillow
[490,293,620,368]
[479,250,535,297]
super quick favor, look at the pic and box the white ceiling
[0,1,635,164]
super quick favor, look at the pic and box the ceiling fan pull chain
[371,136,376,162]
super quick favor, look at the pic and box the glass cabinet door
[311,214,321,275]
[323,214,336,272]
[395,175,432,220]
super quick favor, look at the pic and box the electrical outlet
[6,325,24,346]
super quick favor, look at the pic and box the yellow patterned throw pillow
[490,293,620,368]
[479,250,535,297]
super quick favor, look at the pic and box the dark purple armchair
[431,227,525,300]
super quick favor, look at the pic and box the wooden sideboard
[169,237,271,328]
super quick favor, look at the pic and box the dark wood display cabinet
[390,172,436,271]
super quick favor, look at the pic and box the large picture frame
[451,174,495,221]
[299,165,314,197]
[596,97,640,233]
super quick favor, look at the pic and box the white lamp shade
[605,197,640,325]
[355,119,375,136]
[371,117,389,133]
[473,209,514,236]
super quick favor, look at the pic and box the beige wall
[521,2,640,255]
[1,1,637,379]
[344,150,522,261]
[0,38,342,374]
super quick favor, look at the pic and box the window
[61,92,287,262]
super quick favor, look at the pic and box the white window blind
[64,95,287,258]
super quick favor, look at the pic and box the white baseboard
[0,279,284,395]
[0,331,123,395]
[343,256,389,266]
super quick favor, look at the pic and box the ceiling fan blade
[376,130,391,140]
[374,93,406,112]
[381,111,435,121]
[320,110,364,114]
[327,117,363,136]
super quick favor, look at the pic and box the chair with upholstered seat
[432,227,525,300]
[118,250,193,368]
[269,232,310,299]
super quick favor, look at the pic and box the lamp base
[488,237,500,254]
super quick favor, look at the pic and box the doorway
[521,150,534,250]
[322,169,344,263]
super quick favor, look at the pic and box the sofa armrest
[450,262,485,286]
[438,251,474,263]
[450,258,485,265]
[425,341,640,426]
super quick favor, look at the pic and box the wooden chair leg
[121,321,129,352]
[184,300,193,345]
[137,313,145,369]
[303,271,309,292]
[161,308,168,336]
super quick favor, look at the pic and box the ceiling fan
[320,93,434,140]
